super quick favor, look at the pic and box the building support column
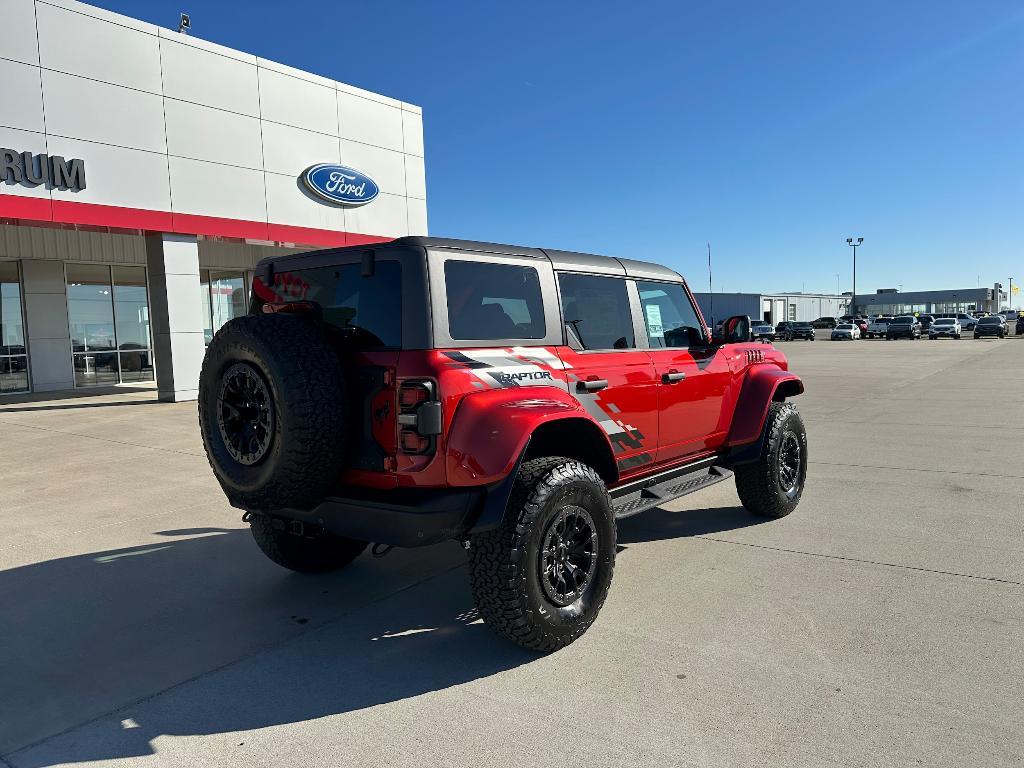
[21,260,74,392]
[146,234,205,403]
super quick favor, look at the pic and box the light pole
[1009,277,1014,311]
[847,237,863,317]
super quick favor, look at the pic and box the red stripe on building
[0,193,393,249]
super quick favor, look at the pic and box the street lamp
[846,237,863,317]
[1009,277,1014,311]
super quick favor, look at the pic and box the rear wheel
[734,402,807,519]
[468,457,616,652]
[250,515,367,573]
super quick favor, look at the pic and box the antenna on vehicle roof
[707,242,714,328]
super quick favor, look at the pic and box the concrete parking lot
[1,337,1022,767]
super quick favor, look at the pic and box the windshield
[836,324,853,329]
[794,322,811,328]
[892,317,913,324]
[934,319,955,325]
[979,316,1001,325]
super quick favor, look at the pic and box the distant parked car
[751,323,776,341]
[852,318,869,336]
[958,313,979,330]
[928,318,960,339]
[974,315,1007,339]
[865,317,891,338]
[811,317,839,329]
[1017,316,1024,336]
[776,321,815,341]
[886,316,921,340]
[831,323,860,340]
[917,314,935,330]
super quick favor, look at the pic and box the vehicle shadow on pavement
[616,504,766,545]
[1,528,531,766]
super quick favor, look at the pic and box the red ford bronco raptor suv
[198,237,807,651]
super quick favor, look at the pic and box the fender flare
[445,386,614,488]
[723,366,803,464]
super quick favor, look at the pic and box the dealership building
[0,0,427,400]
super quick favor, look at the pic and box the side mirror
[713,315,752,345]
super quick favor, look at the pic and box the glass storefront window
[66,264,154,387]
[200,269,247,345]
[0,261,29,393]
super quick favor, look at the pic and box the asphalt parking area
[2,337,1022,767]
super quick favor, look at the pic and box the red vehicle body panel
[339,340,800,494]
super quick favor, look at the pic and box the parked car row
[751,321,818,342]
[804,311,1023,341]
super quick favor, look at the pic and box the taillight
[397,380,441,455]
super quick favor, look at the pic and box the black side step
[611,465,733,520]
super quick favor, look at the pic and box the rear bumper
[248,485,501,548]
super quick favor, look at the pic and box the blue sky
[95,1,1024,296]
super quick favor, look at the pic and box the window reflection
[66,264,154,387]
[200,269,248,345]
[0,261,29,393]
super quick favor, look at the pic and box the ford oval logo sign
[302,164,379,206]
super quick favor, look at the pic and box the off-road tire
[734,402,807,519]
[468,457,616,652]
[250,515,367,573]
[199,313,350,510]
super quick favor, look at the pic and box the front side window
[445,261,545,341]
[558,273,635,350]
[637,281,705,348]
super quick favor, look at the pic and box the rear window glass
[445,261,545,340]
[263,260,402,347]
[979,316,1001,324]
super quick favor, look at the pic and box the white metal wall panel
[404,155,427,200]
[258,68,338,136]
[338,91,404,152]
[264,173,345,232]
[401,110,425,157]
[47,137,171,211]
[407,198,428,237]
[260,122,340,178]
[1,0,41,65]
[168,156,266,222]
[159,36,260,118]
[42,70,167,153]
[344,193,409,239]
[0,60,45,134]
[0,127,49,199]
[164,99,263,171]
[36,2,163,93]
[339,140,406,196]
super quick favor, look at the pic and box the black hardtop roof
[259,236,683,282]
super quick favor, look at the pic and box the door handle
[576,378,609,393]
[662,371,686,384]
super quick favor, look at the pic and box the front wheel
[468,457,616,652]
[734,402,808,519]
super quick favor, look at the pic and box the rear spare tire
[198,313,350,510]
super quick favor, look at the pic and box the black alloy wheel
[539,506,598,607]
[778,431,802,496]
[217,362,275,466]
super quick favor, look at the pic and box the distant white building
[691,292,847,327]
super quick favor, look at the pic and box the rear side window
[266,261,402,347]
[637,281,705,348]
[558,273,635,350]
[445,261,545,340]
